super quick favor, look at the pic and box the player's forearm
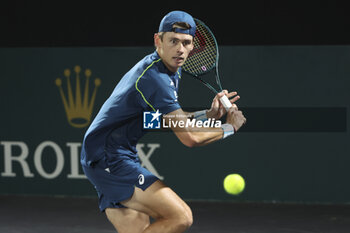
[185,109,222,122]
[189,129,224,147]
[174,127,223,147]
[165,108,231,147]
[182,110,208,120]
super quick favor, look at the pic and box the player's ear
[189,41,194,51]
[154,33,161,48]
[189,37,194,51]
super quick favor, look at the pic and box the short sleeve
[136,73,181,115]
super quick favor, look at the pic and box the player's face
[156,32,194,72]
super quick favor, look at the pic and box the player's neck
[156,49,178,73]
[162,61,178,73]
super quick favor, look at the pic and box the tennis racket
[182,18,232,109]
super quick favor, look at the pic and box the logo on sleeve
[138,174,145,185]
[143,110,162,129]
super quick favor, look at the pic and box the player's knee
[184,213,193,229]
[176,214,193,231]
[175,205,193,230]
[185,205,193,227]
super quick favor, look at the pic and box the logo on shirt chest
[169,79,178,102]
[174,90,178,101]
[169,79,178,88]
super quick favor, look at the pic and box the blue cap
[158,11,196,37]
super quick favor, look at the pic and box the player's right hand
[207,90,240,120]
[226,105,246,132]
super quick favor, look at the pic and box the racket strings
[182,23,217,75]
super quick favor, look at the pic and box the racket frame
[182,18,223,94]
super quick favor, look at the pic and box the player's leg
[105,207,150,233]
[120,180,193,233]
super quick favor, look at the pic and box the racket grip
[220,95,232,110]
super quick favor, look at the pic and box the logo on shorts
[138,174,145,185]
[143,110,162,129]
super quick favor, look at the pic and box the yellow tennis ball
[223,174,245,195]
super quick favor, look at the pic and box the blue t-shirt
[81,51,181,167]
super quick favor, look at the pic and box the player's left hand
[207,90,240,120]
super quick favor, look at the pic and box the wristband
[193,110,207,121]
[221,123,234,139]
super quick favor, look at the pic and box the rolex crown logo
[55,65,101,128]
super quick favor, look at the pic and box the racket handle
[220,95,232,110]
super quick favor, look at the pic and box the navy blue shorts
[82,153,159,212]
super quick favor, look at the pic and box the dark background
[1,1,350,47]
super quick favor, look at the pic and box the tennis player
[81,11,246,233]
